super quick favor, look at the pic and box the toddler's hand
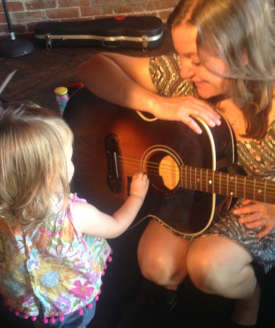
[130,172,149,201]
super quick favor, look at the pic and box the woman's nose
[180,61,196,79]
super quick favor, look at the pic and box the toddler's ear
[48,173,61,193]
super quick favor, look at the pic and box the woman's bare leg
[231,282,260,326]
[138,220,191,289]
[186,236,259,325]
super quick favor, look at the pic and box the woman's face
[172,24,229,99]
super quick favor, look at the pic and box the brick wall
[0,0,179,37]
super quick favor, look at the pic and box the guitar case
[34,16,163,51]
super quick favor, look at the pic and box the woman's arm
[72,172,149,239]
[76,53,221,134]
[76,53,158,111]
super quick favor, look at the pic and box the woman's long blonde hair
[0,104,73,227]
[168,0,275,139]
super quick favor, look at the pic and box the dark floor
[1,29,275,328]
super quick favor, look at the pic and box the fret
[219,172,222,195]
[185,166,187,189]
[235,175,237,197]
[229,176,234,196]
[206,170,209,192]
[189,166,192,190]
[195,167,197,191]
[257,184,262,200]
[264,180,267,203]
[227,174,229,196]
[200,169,202,191]
[253,179,256,200]
[212,170,214,193]
[243,176,246,199]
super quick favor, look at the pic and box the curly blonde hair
[0,104,73,227]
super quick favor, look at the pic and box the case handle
[101,39,122,49]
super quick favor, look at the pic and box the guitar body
[63,87,236,235]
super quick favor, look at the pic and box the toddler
[0,104,149,328]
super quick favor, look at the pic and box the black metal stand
[0,0,34,58]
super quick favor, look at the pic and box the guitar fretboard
[180,166,275,204]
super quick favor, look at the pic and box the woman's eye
[192,61,201,66]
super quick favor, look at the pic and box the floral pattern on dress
[0,194,111,318]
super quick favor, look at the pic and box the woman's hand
[130,172,149,202]
[151,95,221,134]
[233,199,275,239]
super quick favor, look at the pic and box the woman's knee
[186,237,255,295]
[138,248,175,284]
[138,242,189,285]
[186,246,217,292]
[186,238,228,293]
[137,221,189,285]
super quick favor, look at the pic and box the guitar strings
[116,155,275,189]
[115,156,275,199]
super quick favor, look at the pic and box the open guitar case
[34,16,163,51]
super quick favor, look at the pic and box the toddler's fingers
[132,173,140,180]
[133,172,147,180]
[142,172,148,181]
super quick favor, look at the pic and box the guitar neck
[180,166,275,204]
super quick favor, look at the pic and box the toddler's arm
[72,172,149,238]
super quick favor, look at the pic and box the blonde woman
[77,0,275,326]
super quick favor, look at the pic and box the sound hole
[146,153,180,192]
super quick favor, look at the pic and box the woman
[76,0,275,326]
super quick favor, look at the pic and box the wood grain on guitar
[63,87,275,236]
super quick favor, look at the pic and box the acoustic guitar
[63,87,275,236]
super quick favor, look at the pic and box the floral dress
[0,194,112,323]
[149,55,275,273]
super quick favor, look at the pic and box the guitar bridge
[105,133,122,193]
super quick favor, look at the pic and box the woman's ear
[242,50,248,66]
